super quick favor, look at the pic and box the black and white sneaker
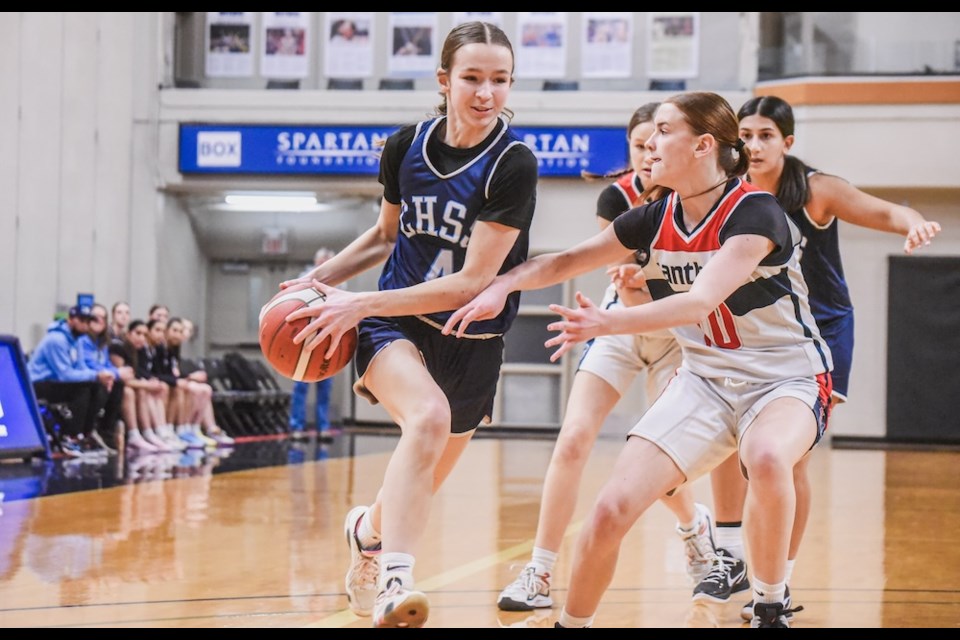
[691,548,750,602]
[750,600,805,628]
[741,585,801,621]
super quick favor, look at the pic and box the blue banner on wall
[179,123,627,178]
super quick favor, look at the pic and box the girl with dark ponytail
[706,94,943,623]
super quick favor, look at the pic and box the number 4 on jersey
[425,249,454,281]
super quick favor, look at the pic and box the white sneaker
[206,426,235,447]
[158,424,188,451]
[372,578,429,628]
[193,424,218,448]
[676,503,716,584]
[143,428,173,451]
[126,429,159,454]
[344,506,380,616]
[497,563,553,611]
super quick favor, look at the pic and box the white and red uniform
[611,178,833,481]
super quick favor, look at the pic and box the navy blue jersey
[377,115,537,336]
[790,166,854,326]
[596,171,643,223]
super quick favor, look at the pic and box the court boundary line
[304,521,585,628]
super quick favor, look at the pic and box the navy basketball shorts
[354,315,504,435]
[818,310,854,401]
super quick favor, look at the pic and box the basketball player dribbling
[280,21,538,628]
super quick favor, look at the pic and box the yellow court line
[305,520,585,628]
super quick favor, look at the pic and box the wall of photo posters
[176,12,746,91]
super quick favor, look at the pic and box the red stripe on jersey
[655,179,764,253]
[817,371,833,432]
[615,171,642,208]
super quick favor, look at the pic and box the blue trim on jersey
[817,309,854,398]
[789,178,853,326]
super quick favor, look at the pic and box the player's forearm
[605,290,710,336]
[356,270,493,319]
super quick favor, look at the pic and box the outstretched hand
[544,291,605,363]
[442,280,510,338]
[904,221,941,254]
[607,263,647,290]
[285,280,363,360]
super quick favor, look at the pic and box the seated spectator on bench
[77,302,129,454]
[180,317,198,361]
[144,317,203,449]
[148,304,170,325]
[109,301,131,348]
[109,319,184,453]
[166,317,234,447]
[27,303,116,456]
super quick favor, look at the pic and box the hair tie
[734,138,745,153]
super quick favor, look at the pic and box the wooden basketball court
[0,433,957,628]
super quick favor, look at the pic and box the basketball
[258,286,358,382]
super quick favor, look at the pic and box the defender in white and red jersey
[445,92,826,628]
[615,177,832,384]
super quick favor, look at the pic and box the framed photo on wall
[646,12,699,79]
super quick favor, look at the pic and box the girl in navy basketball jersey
[446,92,830,628]
[281,21,537,628]
[698,94,943,621]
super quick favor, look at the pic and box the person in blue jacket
[78,302,132,454]
[28,303,116,455]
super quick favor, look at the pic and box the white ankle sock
[558,609,594,628]
[356,510,381,549]
[753,578,786,605]
[677,504,704,532]
[380,552,415,590]
[531,546,558,576]
[715,522,744,561]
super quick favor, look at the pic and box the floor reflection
[0,432,373,501]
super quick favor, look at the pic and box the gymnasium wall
[0,12,958,440]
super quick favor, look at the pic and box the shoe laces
[700,550,736,586]
[350,549,380,589]
[376,575,406,603]
[515,564,548,597]
[680,523,714,564]
[755,602,804,627]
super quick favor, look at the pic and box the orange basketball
[258,286,358,382]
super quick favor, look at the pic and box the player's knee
[552,429,595,467]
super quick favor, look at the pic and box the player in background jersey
[497,103,719,613]
[280,21,538,628]
[692,94,941,621]
[445,91,830,628]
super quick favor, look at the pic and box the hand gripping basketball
[259,286,358,382]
